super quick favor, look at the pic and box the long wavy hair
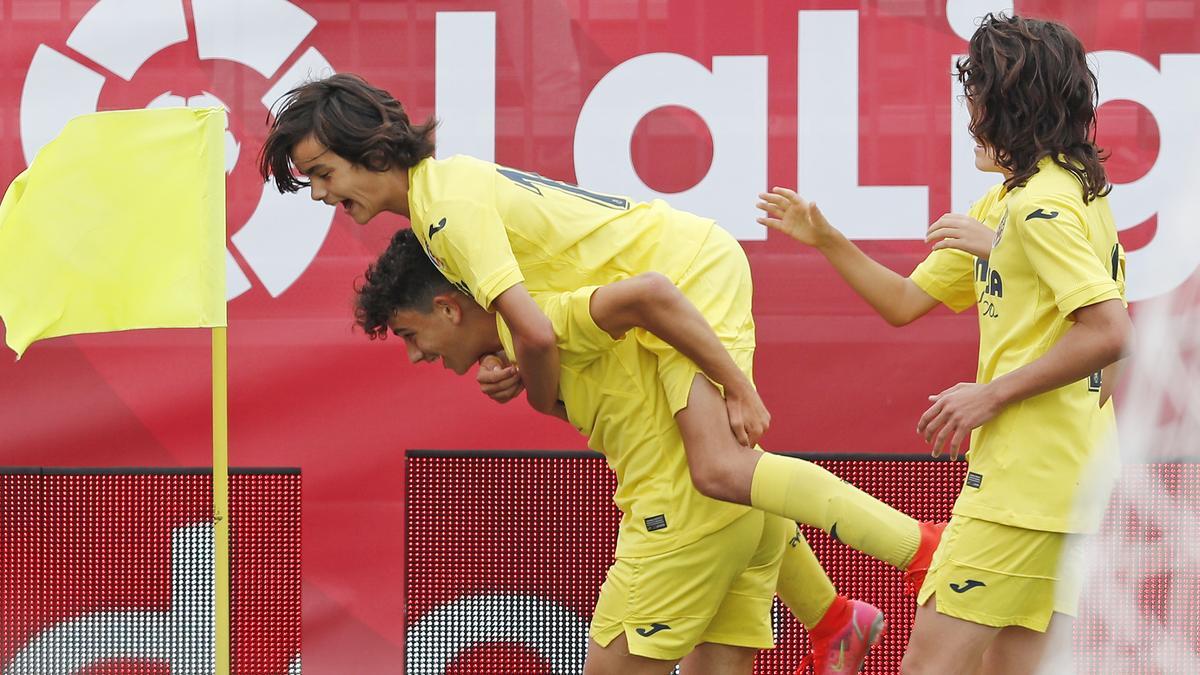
[259,73,437,194]
[957,14,1109,202]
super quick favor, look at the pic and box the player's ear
[431,293,464,324]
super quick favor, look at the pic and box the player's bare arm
[1098,360,1125,407]
[757,187,941,326]
[492,284,561,414]
[917,298,1132,459]
[587,272,770,447]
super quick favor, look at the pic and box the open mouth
[341,199,354,213]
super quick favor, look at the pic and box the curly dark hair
[957,13,1109,202]
[259,73,437,193]
[355,229,455,339]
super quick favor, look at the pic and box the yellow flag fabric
[0,107,227,358]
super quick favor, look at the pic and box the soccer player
[757,14,1131,674]
[357,228,878,673]
[258,76,942,610]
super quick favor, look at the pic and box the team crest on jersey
[419,241,448,271]
[992,210,1008,249]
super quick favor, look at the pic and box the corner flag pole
[213,326,231,674]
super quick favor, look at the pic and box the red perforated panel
[406,453,1199,673]
[0,470,301,674]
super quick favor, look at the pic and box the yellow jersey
[910,159,1125,533]
[496,286,749,557]
[407,155,716,310]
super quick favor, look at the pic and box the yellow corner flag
[0,107,227,358]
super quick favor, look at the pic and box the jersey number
[497,167,629,210]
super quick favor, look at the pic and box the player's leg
[905,517,1074,674]
[975,614,1073,675]
[589,511,774,674]
[584,634,680,675]
[675,373,925,570]
[678,643,757,675]
[775,523,837,627]
[773,521,886,674]
[679,511,788,674]
[901,596,998,674]
[977,529,1084,675]
[652,225,931,573]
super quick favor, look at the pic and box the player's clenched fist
[477,353,524,404]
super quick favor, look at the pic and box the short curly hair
[259,73,437,194]
[355,229,455,339]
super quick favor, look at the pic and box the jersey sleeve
[535,286,623,357]
[1010,196,1122,315]
[422,198,524,310]
[496,286,621,368]
[909,248,977,313]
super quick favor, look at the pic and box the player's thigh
[639,225,757,416]
[902,595,998,675]
[976,612,1074,675]
[672,222,755,351]
[673,374,761,503]
[916,516,1078,633]
[585,634,679,675]
[590,511,769,662]
[679,643,757,675]
[696,513,789,652]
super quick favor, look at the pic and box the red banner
[1,1,1195,668]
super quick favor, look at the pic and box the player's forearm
[513,334,561,413]
[494,283,563,414]
[816,230,924,326]
[986,301,1130,408]
[1098,359,1125,407]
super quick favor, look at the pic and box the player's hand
[477,353,524,404]
[756,187,836,248]
[926,213,993,258]
[916,382,1002,460]
[725,381,771,447]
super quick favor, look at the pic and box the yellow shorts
[636,224,756,415]
[917,515,1085,631]
[590,510,789,661]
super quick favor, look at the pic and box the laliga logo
[439,2,1200,301]
[19,0,337,301]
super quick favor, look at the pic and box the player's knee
[687,459,738,503]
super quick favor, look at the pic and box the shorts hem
[696,632,775,651]
[588,622,695,661]
[928,591,1051,632]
